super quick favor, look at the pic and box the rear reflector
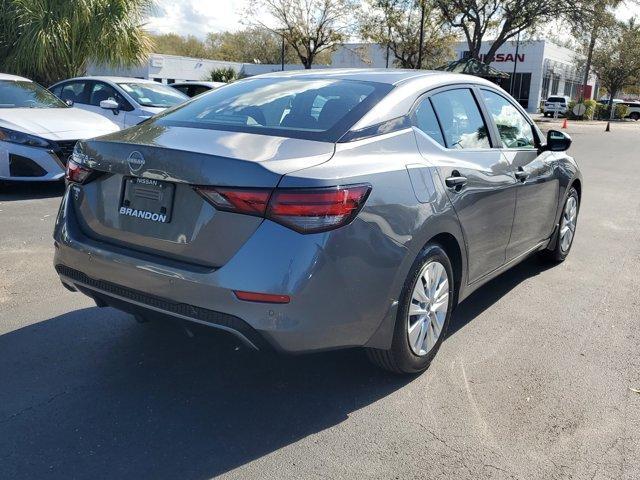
[195,184,371,234]
[234,290,290,304]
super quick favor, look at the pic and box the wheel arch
[427,232,463,307]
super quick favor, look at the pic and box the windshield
[0,80,67,108]
[118,82,188,108]
[156,77,393,142]
[547,97,566,103]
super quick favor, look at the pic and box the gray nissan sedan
[54,69,582,374]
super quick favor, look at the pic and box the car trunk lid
[72,125,335,267]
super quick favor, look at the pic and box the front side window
[481,90,535,149]
[118,82,188,108]
[156,77,393,142]
[89,82,129,110]
[0,80,67,108]
[413,98,445,147]
[430,89,490,149]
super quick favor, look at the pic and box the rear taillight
[267,185,371,233]
[195,184,371,234]
[65,159,94,184]
[195,187,270,216]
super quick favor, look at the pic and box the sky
[146,0,640,39]
[146,0,249,38]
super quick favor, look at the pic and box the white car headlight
[0,127,53,148]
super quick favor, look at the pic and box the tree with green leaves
[246,0,354,69]
[359,0,456,69]
[0,0,153,85]
[206,28,300,64]
[590,19,640,115]
[434,0,581,64]
[149,33,211,59]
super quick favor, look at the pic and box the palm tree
[0,0,154,85]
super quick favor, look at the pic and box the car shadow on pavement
[0,180,65,201]
[449,255,554,336]
[0,255,554,479]
[0,308,413,480]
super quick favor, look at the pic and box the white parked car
[621,101,640,120]
[49,76,189,129]
[542,95,571,117]
[0,73,119,182]
[170,81,226,97]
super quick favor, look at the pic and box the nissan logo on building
[127,151,145,173]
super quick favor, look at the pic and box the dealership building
[332,40,598,113]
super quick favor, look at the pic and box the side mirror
[100,99,119,111]
[544,129,572,152]
[64,99,74,107]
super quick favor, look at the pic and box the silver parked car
[54,70,582,374]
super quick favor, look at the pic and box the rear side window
[481,90,535,149]
[156,77,393,142]
[53,81,90,105]
[413,98,445,147]
[430,89,490,149]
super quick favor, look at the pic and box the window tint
[547,96,567,104]
[172,85,190,95]
[89,82,129,110]
[413,98,445,147]
[54,81,89,104]
[191,85,210,96]
[481,90,535,149]
[157,78,392,142]
[430,89,490,149]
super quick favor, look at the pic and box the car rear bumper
[0,141,65,182]
[54,186,410,353]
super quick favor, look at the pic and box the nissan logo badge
[127,151,145,173]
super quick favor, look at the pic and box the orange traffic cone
[561,118,568,129]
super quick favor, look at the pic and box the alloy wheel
[407,261,449,356]
[559,195,578,252]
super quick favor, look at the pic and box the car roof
[52,76,158,85]
[255,68,494,87]
[0,73,31,82]
[172,81,225,88]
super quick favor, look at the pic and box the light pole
[510,31,521,98]
[280,32,285,71]
[417,0,426,69]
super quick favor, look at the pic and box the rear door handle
[514,168,529,182]
[445,175,467,189]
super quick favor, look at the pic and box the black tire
[630,112,640,121]
[543,186,580,263]
[367,244,455,374]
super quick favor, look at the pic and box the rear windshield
[0,80,67,108]
[155,77,393,142]
[547,96,567,103]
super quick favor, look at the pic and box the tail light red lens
[195,187,271,216]
[267,185,371,233]
[65,159,94,184]
[195,184,371,233]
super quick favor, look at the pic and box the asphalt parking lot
[1,121,638,480]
